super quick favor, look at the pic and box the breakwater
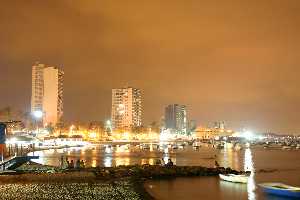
[0,163,245,200]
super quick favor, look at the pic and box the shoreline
[0,163,245,200]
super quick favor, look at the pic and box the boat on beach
[219,174,249,184]
[259,183,300,198]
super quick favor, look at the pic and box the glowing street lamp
[32,110,43,134]
[33,110,43,119]
[106,120,112,134]
[243,131,254,140]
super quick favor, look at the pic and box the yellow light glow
[89,132,97,139]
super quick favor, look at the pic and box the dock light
[243,131,254,140]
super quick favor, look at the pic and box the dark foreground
[0,162,243,200]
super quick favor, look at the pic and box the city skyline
[1,1,300,133]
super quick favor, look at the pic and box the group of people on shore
[155,158,174,167]
[60,156,218,169]
[61,156,85,169]
[67,159,85,169]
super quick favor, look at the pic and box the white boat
[219,174,249,184]
[282,146,292,150]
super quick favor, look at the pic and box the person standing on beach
[75,159,80,169]
[161,158,165,166]
[65,156,69,169]
[70,160,74,168]
[60,155,64,169]
[215,160,220,168]
[80,160,85,168]
[155,159,160,165]
[66,160,70,169]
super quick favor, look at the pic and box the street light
[243,130,254,140]
[32,110,43,134]
[33,110,43,119]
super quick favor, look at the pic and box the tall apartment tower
[31,62,64,125]
[165,104,187,134]
[111,87,142,130]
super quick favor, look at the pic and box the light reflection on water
[244,148,255,200]
[104,156,112,167]
[29,144,300,200]
[141,158,155,165]
[144,145,300,200]
[218,148,255,200]
[91,159,97,168]
[222,144,240,170]
[30,143,300,171]
[115,158,130,166]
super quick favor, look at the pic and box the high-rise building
[31,63,44,113]
[213,121,226,129]
[111,87,142,130]
[165,104,187,134]
[31,62,64,125]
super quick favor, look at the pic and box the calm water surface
[29,144,300,200]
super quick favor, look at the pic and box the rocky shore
[0,162,245,200]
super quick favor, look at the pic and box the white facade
[31,63,44,113]
[31,63,63,126]
[111,87,142,130]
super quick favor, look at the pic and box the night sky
[0,0,299,133]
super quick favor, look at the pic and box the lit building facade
[31,62,64,125]
[165,104,187,134]
[111,87,142,130]
[214,121,226,129]
[31,63,44,113]
[194,127,234,140]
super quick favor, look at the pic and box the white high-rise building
[31,62,64,125]
[111,87,142,130]
[31,63,44,113]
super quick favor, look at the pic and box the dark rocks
[91,165,244,180]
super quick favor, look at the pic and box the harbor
[14,140,300,199]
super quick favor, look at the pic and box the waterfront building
[111,87,142,130]
[164,104,187,134]
[194,126,234,140]
[31,62,64,126]
[214,121,226,129]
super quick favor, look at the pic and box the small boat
[219,174,249,184]
[259,183,300,198]
[282,146,292,150]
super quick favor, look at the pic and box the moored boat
[259,183,300,198]
[219,174,249,184]
[282,146,292,150]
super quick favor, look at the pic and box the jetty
[0,156,39,171]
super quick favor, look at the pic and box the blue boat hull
[262,188,300,198]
